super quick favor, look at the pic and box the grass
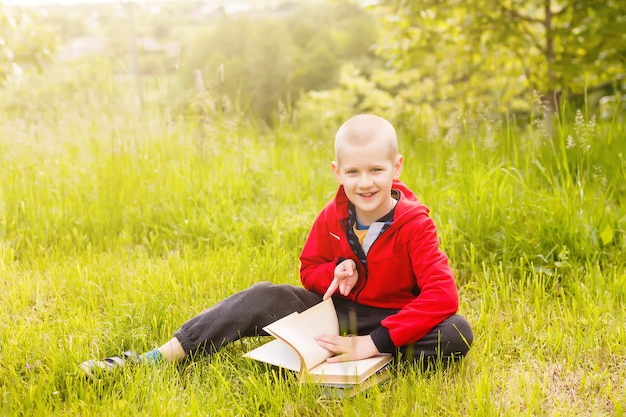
[0,87,625,415]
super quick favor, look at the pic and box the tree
[373,0,626,118]
[244,19,294,123]
[0,4,58,85]
[177,15,294,124]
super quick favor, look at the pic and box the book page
[242,338,301,372]
[263,298,339,372]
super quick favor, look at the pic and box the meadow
[0,88,624,416]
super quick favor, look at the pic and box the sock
[139,348,164,365]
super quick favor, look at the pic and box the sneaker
[79,351,139,379]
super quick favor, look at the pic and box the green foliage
[29,1,378,124]
[373,0,626,116]
[0,3,59,85]
[0,55,128,124]
[1,64,624,276]
[5,0,625,125]
[173,2,378,124]
[296,63,426,130]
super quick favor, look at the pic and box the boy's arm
[372,215,459,352]
[299,210,349,295]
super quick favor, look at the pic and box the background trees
[1,0,624,124]
[372,0,626,119]
[176,2,376,124]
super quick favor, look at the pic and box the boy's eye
[346,170,358,175]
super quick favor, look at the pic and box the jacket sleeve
[299,208,340,295]
[379,214,459,347]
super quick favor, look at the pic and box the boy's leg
[174,281,322,357]
[157,337,186,362]
[399,314,473,363]
[332,297,473,363]
[80,282,321,377]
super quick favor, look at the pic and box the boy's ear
[393,154,404,179]
[331,161,341,181]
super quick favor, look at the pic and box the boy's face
[332,140,403,225]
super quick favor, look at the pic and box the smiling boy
[303,114,472,362]
[80,114,472,377]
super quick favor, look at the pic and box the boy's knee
[400,314,473,363]
[440,314,474,356]
[243,282,317,308]
[243,281,281,304]
[247,282,294,298]
[248,281,273,292]
[237,282,320,328]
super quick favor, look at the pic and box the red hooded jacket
[299,180,459,350]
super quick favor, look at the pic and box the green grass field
[0,96,624,416]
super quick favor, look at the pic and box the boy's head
[333,114,399,165]
[332,114,403,225]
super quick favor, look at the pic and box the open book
[243,298,392,387]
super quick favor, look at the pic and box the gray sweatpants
[174,281,473,362]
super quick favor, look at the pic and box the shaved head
[334,114,398,165]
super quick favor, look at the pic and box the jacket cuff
[369,326,396,353]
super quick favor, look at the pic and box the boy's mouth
[359,191,377,198]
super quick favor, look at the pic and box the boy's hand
[323,259,358,300]
[314,334,380,362]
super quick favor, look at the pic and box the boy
[80,114,473,377]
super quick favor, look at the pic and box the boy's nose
[358,174,373,187]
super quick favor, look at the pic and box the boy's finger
[323,277,339,300]
[326,353,351,363]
